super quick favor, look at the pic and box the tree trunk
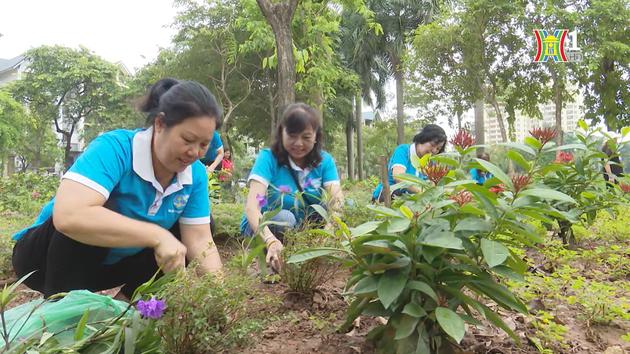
[346,116,355,181]
[63,133,73,171]
[488,94,507,142]
[474,99,485,153]
[394,69,405,145]
[551,67,564,145]
[355,93,364,180]
[267,72,277,144]
[256,0,297,117]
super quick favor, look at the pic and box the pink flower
[136,297,166,319]
[450,190,472,206]
[256,194,268,208]
[511,174,531,194]
[554,151,573,164]
[489,184,505,194]
[450,130,475,150]
[421,164,450,185]
[277,185,292,194]
[529,127,557,145]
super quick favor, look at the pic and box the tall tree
[12,46,126,169]
[574,0,629,131]
[255,0,298,115]
[370,0,440,144]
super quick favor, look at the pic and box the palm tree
[370,0,440,144]
[339,10,389,179]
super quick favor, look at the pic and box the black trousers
[12,217,182,299]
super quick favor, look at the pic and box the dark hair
[271,103,323,168]
[412,124,447,153]
[140,78,223,129]
[477,152,490,160]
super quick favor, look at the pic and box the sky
[0,0,177,72]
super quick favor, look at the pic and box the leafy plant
[156,268,274,353]
[280,226,340,294]
[288,129,610,353]
[0,171,58,215]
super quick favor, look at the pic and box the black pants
[12,217,182,298]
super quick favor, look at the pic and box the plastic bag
[1,290,131,347]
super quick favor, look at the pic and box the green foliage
[11,45,129,168]
[213,203,244,238]
[529,311,569,353]
[280,227,341,294]
[157,269,274,353]
[289,127,629,353]
[0,171,58,215]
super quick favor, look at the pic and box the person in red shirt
[218,149,234,183]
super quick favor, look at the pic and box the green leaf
[387,217,411,233]
[354,276,379,295]
[621,126,630,137]
[421,233,464,250]
[459,204,485,216]
[399,205,414,219]
[403,302,427,317]
[474,158,514,190]
[480,239,509,267]
[548,143,586,152]
[435,307,465,343]
[310,204,329,223]
[395,314,421,340]
[454,218,493,233]
[74,309,90,341]
[416,324,431,354]
[500,142,536,155]
[578,119,588,131]
[524,136,542,150]
[377,269,407,309]
[367,205,400,217]
[506,150,530,171]
[287,247,344,263]
[407,280,438,302]
[350,221,383,237]
[432,156,459,167]
[519,188,576,203]
[445,180,477,188]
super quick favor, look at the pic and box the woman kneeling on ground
[371,124,447,202]
[12,78,223,299]
[241,103,343,272]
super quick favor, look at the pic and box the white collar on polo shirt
[132,127,193,194]
[288,156,312,183]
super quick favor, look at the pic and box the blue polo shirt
[470,168,492,185]
[240,149,340,233]
[200,131,223,166]
[372,143,427,200]
[13,128,211,265]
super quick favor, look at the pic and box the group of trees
[0,0,627,178]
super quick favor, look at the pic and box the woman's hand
[154,231,187,273]
[265,238,284,273]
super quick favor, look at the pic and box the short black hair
[412,124,447,153]
[271,103,323,168]
[140,78,223,129]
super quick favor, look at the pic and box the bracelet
[266,239,280,248]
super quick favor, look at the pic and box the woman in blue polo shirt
[241,103,343,271]
[12,78,223,298]
[200,131,224,172]
[372,124,447,202]
[470,152,493,185]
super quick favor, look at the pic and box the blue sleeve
[249,149,276,187]
[63,132,129,198]
[389,144,409,171]
[180,162,211,224]
[321,152,340,185]
[214,132,223,151]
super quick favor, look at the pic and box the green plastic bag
[2,290,131,347]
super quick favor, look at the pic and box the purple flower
[136,297,166,319]
[303,177,314,189]
[256,194,268,208]
[277,185,292,194]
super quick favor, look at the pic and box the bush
[157,269,274,353]
[0,171,58,215]
[280,227,340,294]
[213,203,244,238]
